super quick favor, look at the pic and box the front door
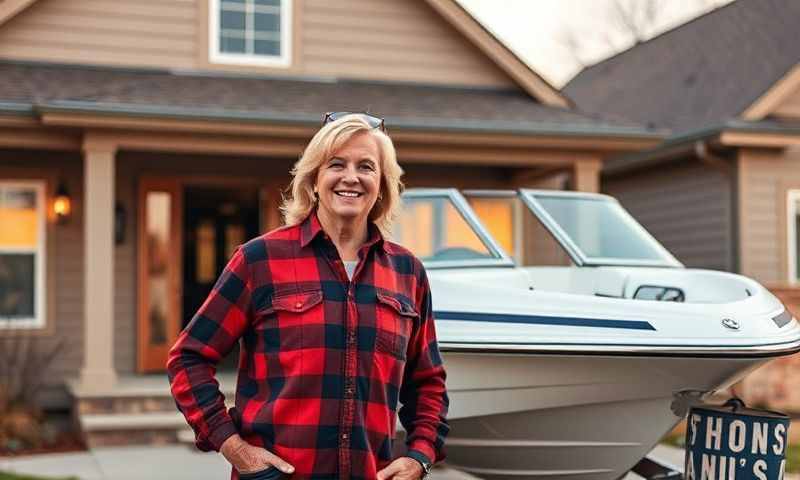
[137,176,275,373]
[137,177,183,372]
[182,186,261,370]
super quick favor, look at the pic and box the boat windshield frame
[399,188,515,269]
[519,189,684,268]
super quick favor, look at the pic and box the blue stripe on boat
[434,310,656,331]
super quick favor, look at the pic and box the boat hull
[432,352,769,480]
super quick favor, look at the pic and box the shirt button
[342,433,348,439]
[295,302,303,309]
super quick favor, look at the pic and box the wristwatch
[410,457,432,479]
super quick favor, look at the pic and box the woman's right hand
[220,434,295,475]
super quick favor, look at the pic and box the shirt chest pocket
[254,290,324,351]
[375,292,418,359]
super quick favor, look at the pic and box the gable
[742,63,800,121]
[773,84,800,120]
[0,0,38,27]
[293,0,516,88]
[0,0,567,105]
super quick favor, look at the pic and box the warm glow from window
[398,202,433,257]
[468,198,514,257]
[0,181,45,328]
[0,207,38,247]
[443,204,486,252]
[197,220,217,284]
[393,196,494,262]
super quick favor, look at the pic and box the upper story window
[0,181,46,329]
[210,0,292,67]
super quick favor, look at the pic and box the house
[564,0,800,411]
[0,0,661,445]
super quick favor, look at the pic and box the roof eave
[0,101,36,116]
[35,99,663,142]
[604,120,800,176]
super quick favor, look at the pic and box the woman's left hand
[376,456,424,480]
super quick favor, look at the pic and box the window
[210,0,292,67]
[787,190,800,283]
[0,181,46,329]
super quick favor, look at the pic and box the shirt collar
[299,208,385,253]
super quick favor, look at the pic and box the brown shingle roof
[0,61,657,137]
[563,0,800,135]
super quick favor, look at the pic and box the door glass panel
[225,224,245,261]
[146,192,170,345]
[196,219,216,284]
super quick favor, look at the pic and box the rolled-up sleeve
[166,245,252,452]
[398,264,450,465]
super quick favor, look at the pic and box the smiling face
[314,131,383,227]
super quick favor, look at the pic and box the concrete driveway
[0,444,684,480]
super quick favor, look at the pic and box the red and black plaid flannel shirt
[167,209,449,480]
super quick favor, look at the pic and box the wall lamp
[53,181,72,224]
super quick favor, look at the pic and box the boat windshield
[520,190,681,267]
[393,189,513,268]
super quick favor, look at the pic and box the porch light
[53,181,71,223]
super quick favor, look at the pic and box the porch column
[79,138,118,388]
[572,158,602,192]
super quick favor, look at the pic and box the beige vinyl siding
[0,151,84,392]
[298,0,514,87]
[603,160,734,271]
[114,159,137,374]
[0,0,197,70]
[738,146,800,285]
[0,0,515,89]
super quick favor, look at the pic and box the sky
[456,0,733,88]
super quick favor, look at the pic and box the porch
[66,372,236,447]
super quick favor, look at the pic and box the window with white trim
[0,181,46,329]
[210,0,292,67]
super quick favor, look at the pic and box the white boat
[390,188,800,480]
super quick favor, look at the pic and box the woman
[167,112,449,480]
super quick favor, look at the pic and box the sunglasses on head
[322,111,386,132]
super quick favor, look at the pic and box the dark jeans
[239,466,286,480]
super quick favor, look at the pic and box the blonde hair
[281,114,404,235]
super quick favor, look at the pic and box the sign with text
[685,402,789,480]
